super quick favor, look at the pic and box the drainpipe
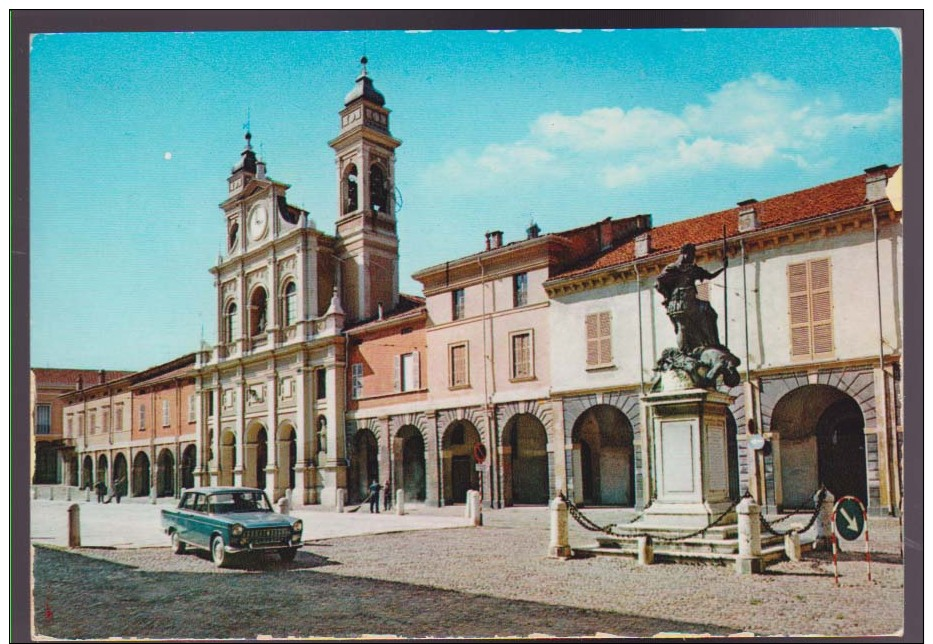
[872,205,899,513]
[477,257,497,508]
[633,262,646,395]
[741,239,751,383]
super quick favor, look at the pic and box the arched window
[250,287,268,337]
[344,165,358,214]
[225,302,238,343]
[369,164,388,213]
[228,222,239,251]
[283,281,298,326]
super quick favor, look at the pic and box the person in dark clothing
[368,480,382,513]
[383,479,392,511]
[94,480,107,503]
[113,476,126,504]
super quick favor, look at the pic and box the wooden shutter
[393,354,401,392]
[788,262,811,357]
[788,258,833,360]
[598,312,612,365]
[586,314,599,367]
[412,350,421,389]
[809,258,833,356]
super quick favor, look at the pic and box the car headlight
[231,523,245,537]
[292,520,303,533]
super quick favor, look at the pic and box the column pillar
[320,354,347,506]
[234,378,245,487]
[550,398,568,499]
[265,374,279,502]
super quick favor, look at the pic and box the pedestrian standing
[368,479,382,513]
[95,480,107,503]
[114,476,126,504]
[383,479,392,511]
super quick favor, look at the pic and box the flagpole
[722,224,728,348]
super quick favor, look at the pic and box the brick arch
[760,369,876,432]
[496,400,553,447]
[389,412,430,443]
[562,391,641,446]
[437,407,489,445]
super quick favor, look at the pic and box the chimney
[377,302,384,320]
[76,375,83,390]
[488,230,503,249]
[485,232,492,251]
[526,221,541,239]
[99,369,106,384]
[864,164,890,202]
[256,159,267,181]
[598,217,613,250]
[634,232,651,258]
[737,199,759,233]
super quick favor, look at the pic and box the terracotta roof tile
[346,293,427,332]
[33,368,135,387]
[553,166,899,281]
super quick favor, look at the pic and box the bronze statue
[652,243,740,390]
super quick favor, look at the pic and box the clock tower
[330,57,402,323]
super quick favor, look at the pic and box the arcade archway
[180,445,197,490]
[156,448,175,497]
[571,405,634,507]
[502,413,549,505]
[219,431,237,487]
[771,384,867,508]
[395,425,426,502]
[349,428,379,504]
[132,451,150,497]
[441,420,480,505]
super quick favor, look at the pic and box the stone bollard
[547,496,572,559]
[467,491,482,527]
[396,489,405,516]
[735,497,763,574]
[67,504,81,548]
[49,487,55,501]
[784,529,802,562]
[66,487,72,502]
[85,488,91,503]
[285,488,293,507]
[336,489,345,513]
[150,488,157,505]
[278,497,290,516]
[32,487,38,500]
[813,488,835,552]
[637,535,654,565]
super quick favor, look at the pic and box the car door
[176,492,195,542]
[188,493,212,548]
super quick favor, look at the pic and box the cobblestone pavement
[31,506,905,639]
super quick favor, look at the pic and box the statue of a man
[655,243,727,353]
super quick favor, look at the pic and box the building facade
[36,66,904,517]
[59,355,195,497]
[31,368,134,485]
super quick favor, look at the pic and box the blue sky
[29,28,902,371]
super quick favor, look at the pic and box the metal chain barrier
[764,485,826,526]
[759,487,826,536]
[560,491,747,543]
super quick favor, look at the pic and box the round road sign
[748,435,766,451]
[834,496,866,541]
[473,443,487,465]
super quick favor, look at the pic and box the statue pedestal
[637,387,735,529]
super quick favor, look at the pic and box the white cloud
[555,29,583,34]
[405,30,433,34]
[532,107,688,151]
[431,73,900,193]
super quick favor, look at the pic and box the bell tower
[330,57,402,323]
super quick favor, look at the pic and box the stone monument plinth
[636,386,736,529]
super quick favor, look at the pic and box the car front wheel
[211,536,228,568]
[170,531,186,555]
[279,547,298,563]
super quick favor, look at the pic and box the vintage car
[161,487,303,567]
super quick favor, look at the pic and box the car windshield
[209,491,273,514]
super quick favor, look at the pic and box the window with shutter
[393,354,402,392]
[139,405,146,430]
[412,350,421,390]
[510,331,533,380]
[162,400,170,426]
[585,311,613,368]
[450,343,468,388]
[787,258,834,360]
[351,363,364,400]
[188,395,196,422]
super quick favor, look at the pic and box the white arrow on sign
[839,506,860,531]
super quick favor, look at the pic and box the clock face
[248,203,268,241]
